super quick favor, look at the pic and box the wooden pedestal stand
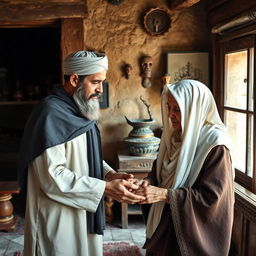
[0,181,20,232]
[117,152,157,228]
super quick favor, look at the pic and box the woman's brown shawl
[143,145,234,256]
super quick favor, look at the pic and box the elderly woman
[136,80,234,256]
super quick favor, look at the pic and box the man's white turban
[63,51,108,75]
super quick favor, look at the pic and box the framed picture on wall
[167,52,209,86]
[99,81,109,108]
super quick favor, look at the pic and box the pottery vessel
[123,117,160,156]
[124,92,161,156]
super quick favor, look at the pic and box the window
[221,36,255,192]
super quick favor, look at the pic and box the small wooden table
[117,151,157,228]
[0,181,20,232]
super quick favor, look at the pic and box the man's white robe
[23,133,111,256]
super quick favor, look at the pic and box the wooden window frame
[217,34,256,193]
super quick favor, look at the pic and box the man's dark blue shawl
[18,85,105,234]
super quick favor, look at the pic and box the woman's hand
[135,185,169,204]
[133,178,151,187]
[128,178,152,193]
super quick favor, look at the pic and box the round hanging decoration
[143,8,171,36]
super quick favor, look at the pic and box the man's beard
[73,83,101,120]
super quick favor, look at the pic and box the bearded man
[18,51,144,256]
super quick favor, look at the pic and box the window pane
[224,50,247,109]
[247,114,254,177]
[224,110,246,172]
[249,48,254,111]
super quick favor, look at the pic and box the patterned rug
[12,243,143,256]
[103,242,143,256]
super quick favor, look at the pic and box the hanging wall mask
[124,64,133,79]
[140,56,153,88]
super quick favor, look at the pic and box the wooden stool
[0,181,20,232]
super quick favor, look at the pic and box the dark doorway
[0,26,61,216]
[0,27,61,181]
[0,27,61,101]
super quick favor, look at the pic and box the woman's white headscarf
[146,79,231,238]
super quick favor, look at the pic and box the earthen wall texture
[84,0,210,167]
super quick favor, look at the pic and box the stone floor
[0,214,146,256]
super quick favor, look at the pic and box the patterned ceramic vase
[123,117,160,156]
[123,97,160,156]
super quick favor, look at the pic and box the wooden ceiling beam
[0,1,87,22]
[207,0,256,27]
[168,0,201,11]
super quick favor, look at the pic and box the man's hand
[105,179,145,204]
[105,170,133,181]
[134,185,169,204]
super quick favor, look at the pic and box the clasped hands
[105,171,168,204]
